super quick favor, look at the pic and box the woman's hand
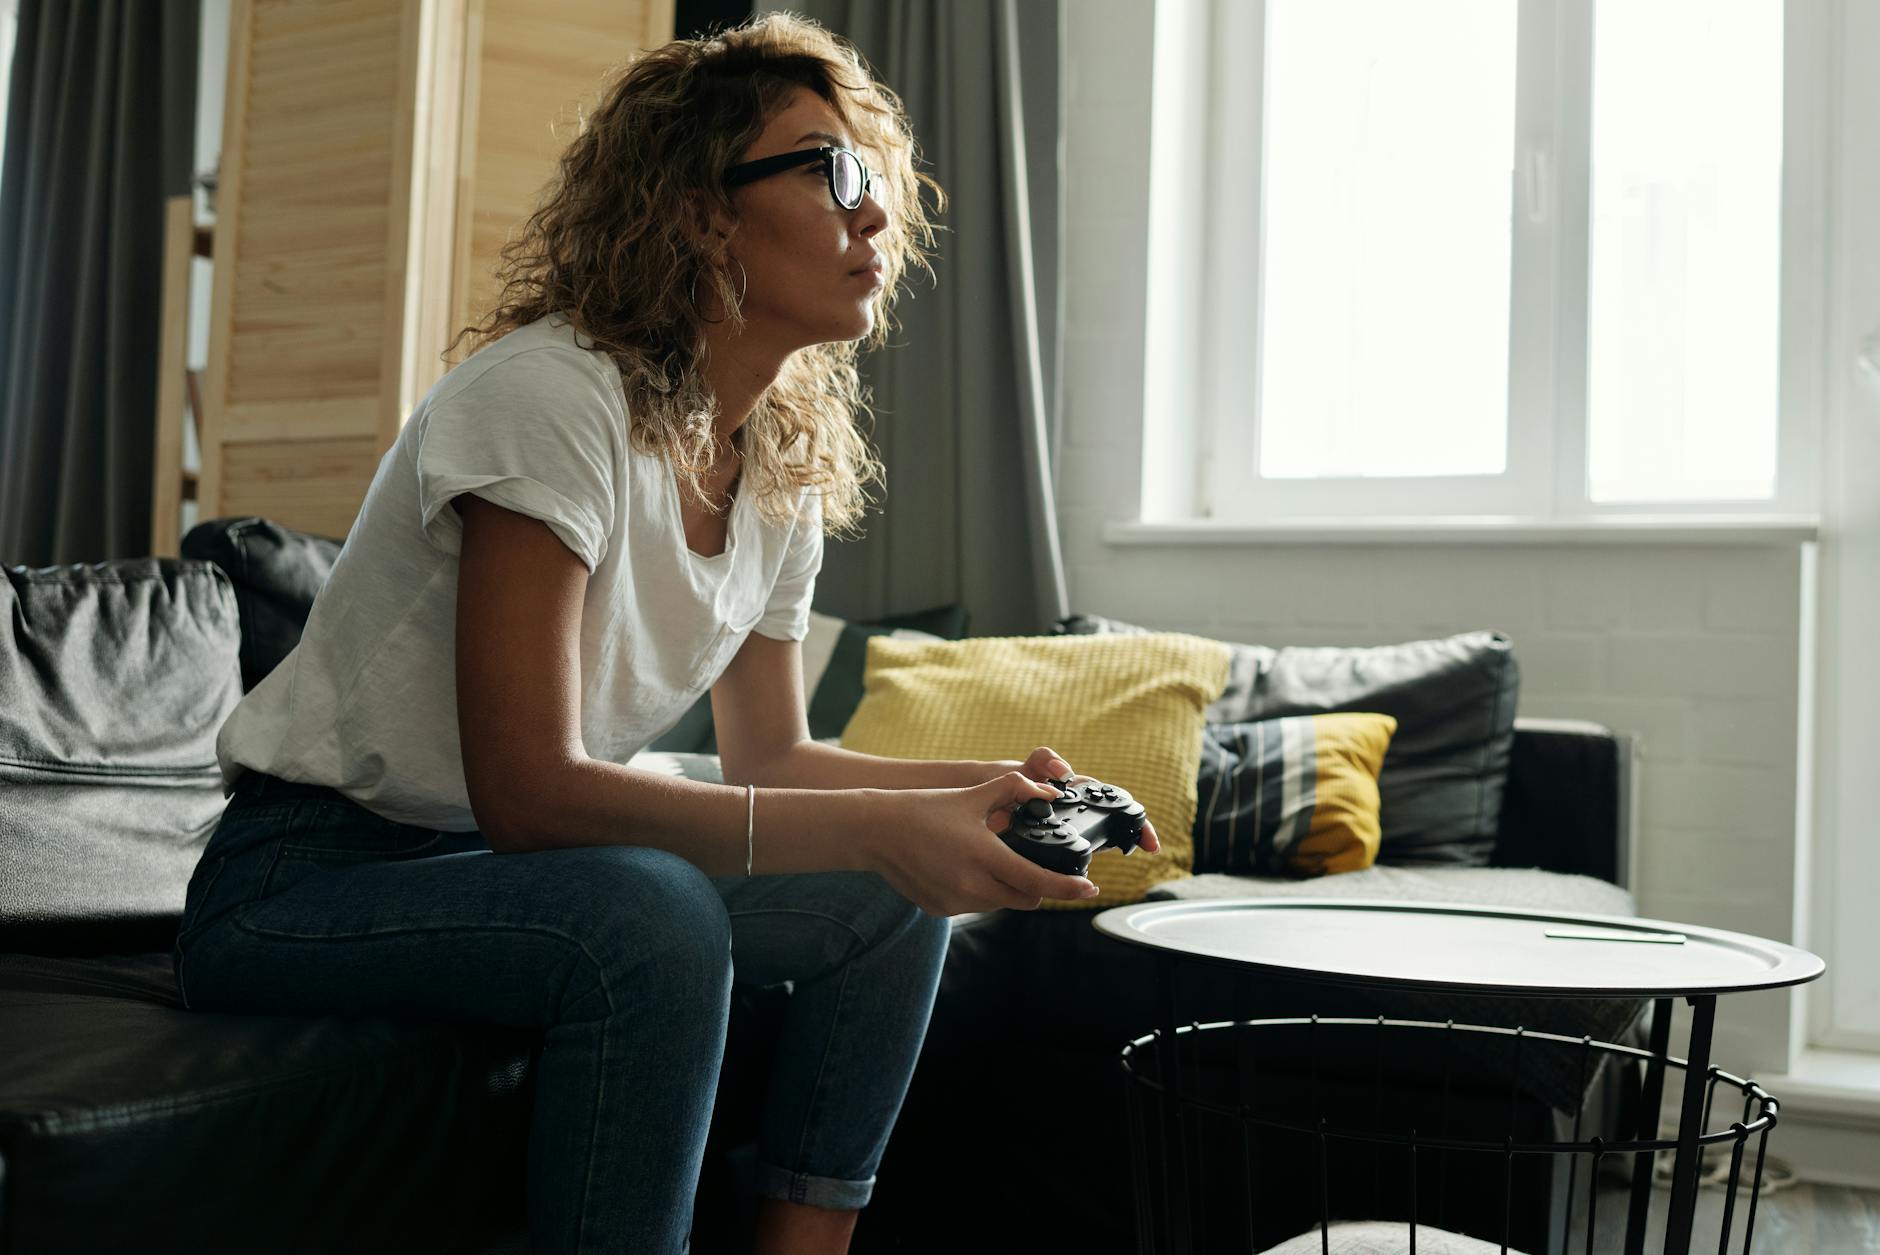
[989,746,1162,856]
[863,773,1106,917]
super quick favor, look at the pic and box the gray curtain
[757,0,1068,636]
[0,0,200,566]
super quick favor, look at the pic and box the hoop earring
[690,261,748,325]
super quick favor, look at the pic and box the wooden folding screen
[199,0,674,541]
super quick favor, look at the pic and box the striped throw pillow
[1193,713,1397,877]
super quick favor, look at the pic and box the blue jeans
[171,771,952,1255]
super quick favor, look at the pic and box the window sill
[1104,515,1822,547]
[1763,1048,1880,1118]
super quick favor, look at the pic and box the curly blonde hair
[446,11,945,536]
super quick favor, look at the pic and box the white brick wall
[1061,0,1806,1081]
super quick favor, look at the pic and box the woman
[171,13,1158,1255]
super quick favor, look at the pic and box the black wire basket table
[1092,900,1825,1255]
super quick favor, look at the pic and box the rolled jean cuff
[753,1161,875,1210]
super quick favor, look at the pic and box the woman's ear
[684,190,734,255]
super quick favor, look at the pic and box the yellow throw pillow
[839,633,1232,908]
[1194,713,1397,877]
[1294,713,1396,874]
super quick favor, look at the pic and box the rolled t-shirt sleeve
[413,346,621,573]
[754,488,825,642]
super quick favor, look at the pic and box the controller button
[1022,798,1054,820]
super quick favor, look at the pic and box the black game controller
[996,776,1148,877]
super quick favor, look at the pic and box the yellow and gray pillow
[1195,713,1397,877]
[1058,615,1518,867]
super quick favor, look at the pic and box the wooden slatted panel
[199,0,671,538]
[228,0,400,406]
[219,438,386,543]
[202,0,424,538]
[451,0,674,343]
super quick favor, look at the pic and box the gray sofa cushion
[1146,865,1635,916]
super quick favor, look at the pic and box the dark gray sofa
[0,520,1642,1255]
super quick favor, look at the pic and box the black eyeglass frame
[723,145,880,210]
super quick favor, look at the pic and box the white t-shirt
[214,313,824,830]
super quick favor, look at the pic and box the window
[0,0,17,206]
[1585,1,1785,503]
[1156,0,1827,521]
[1257,1,1517,485]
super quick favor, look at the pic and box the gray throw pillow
[1056,615,1519,867]
[1,559,244,949]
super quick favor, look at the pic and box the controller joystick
[995,775,1148,879]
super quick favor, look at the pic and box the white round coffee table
[1094,898,1824,1254]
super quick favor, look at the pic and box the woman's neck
[699,315,789,442]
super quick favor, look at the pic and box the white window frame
[1806,0,1880,1061]
[1171,0,1829,524]
[0,0,18,208]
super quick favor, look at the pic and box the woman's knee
[543,845,733,977]
[907,893,953,956]
[856,871,953,960]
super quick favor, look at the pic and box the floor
[1208,1177,1880,1254]
[1570,1176,1880,1254]
[1102,1169,1880,1255]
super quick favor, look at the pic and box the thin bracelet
[744,783,756,876]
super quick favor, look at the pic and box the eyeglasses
[723,145,881,210]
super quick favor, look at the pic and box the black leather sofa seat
[0,951,533,1252]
